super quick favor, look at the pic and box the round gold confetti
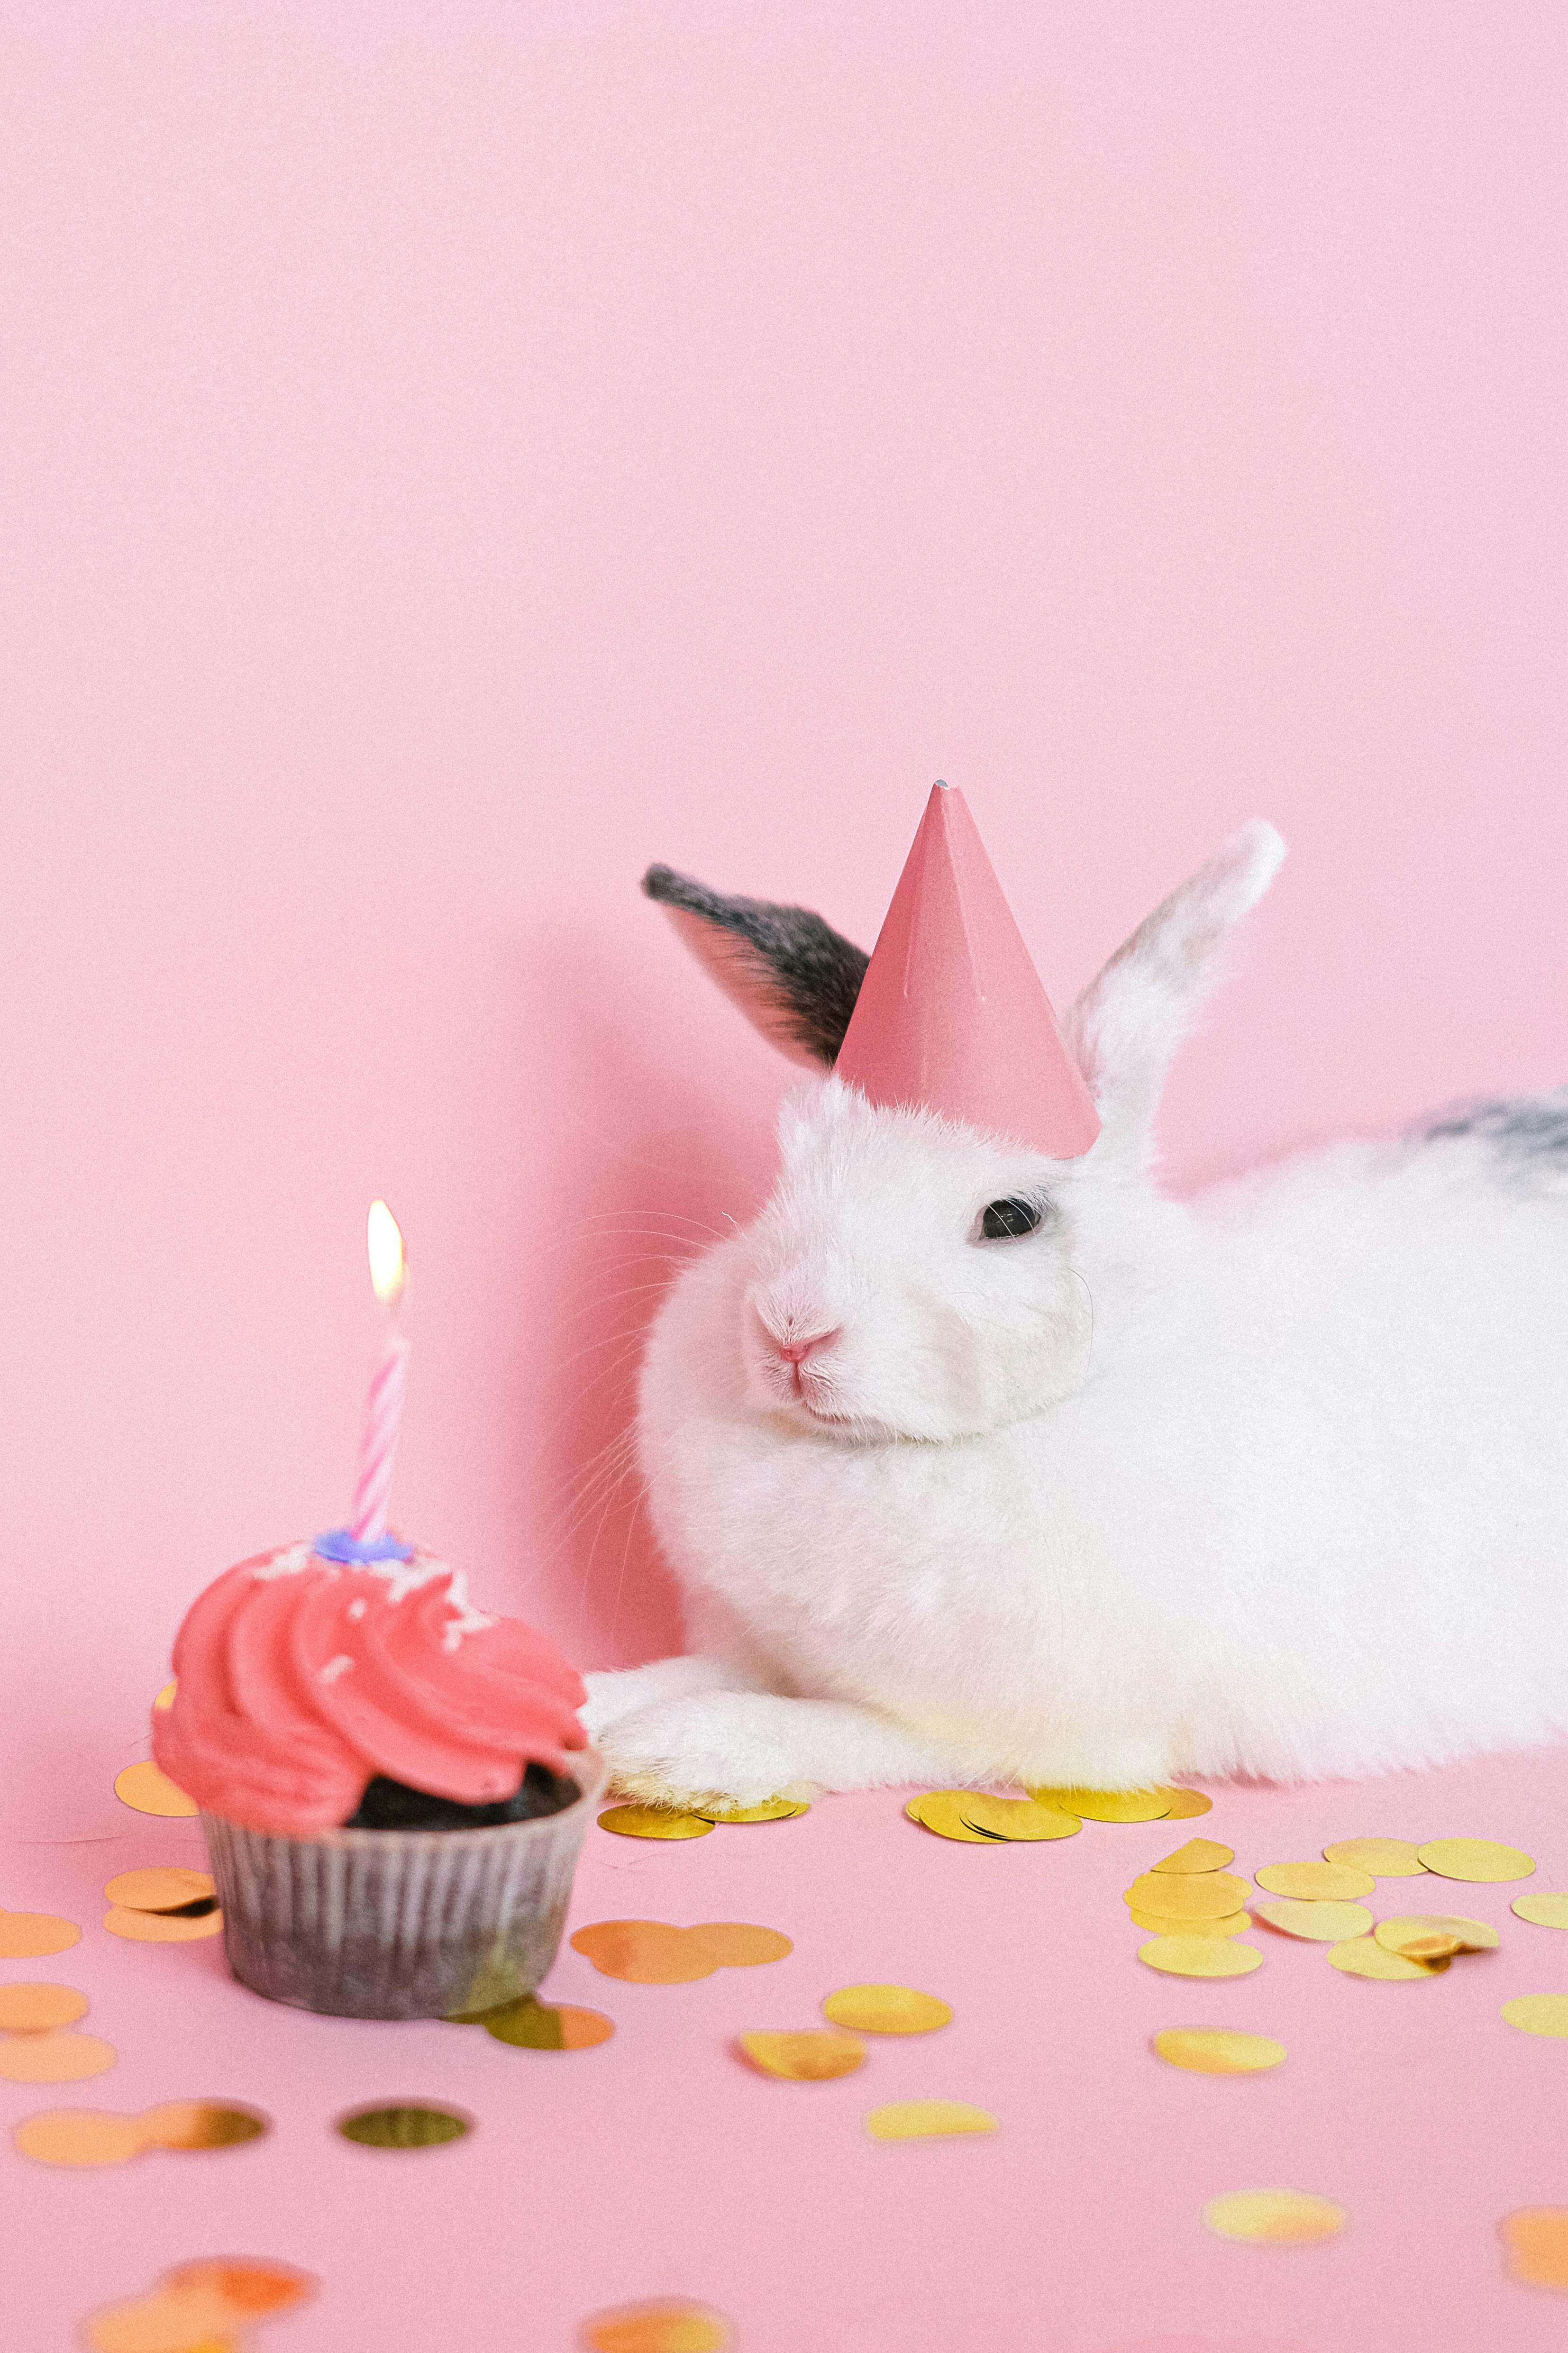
[1322,1837,1428,1877]
[598,1806,713,1841]
[1028,1786,1171,1822]
[1158,1787,1214,1818]
[822,1984,952,2035]
[1250,1897,1374,1943]
[693,1798,809,1823]
[1138,1935,1262,1978]
[1513,1893,1568,1930]
[1203,2187,1347,2245]
[864,2099,998,2140]
[686,1923,793,1969]
[1327,1938,1448,1981]
[483,1997,615,2050]
[1501,1994,1568,2037]
[956,1793,1079,1842]
[737,2029,866,2081]
[85,2260,314,2353]
[152,1679,177,1711]
[1128,1907,1250,1939]
[1500,2206,1568,2289]
[570,1922,717,1984]
[138,2101,269,2151]
[1255,1861,1375,1902]
[103,1867,215,1912]
[1150,1838,1234,1875]
[1152,2028,1286,2075]
[905,1792,1007,1843]
[581,2298,733,2353]
[114,1761,198,1818]
[102,1903,224,1942]
[1374,1913,1499,1960]
[1416,1837,1534,1884]
[0,2031,116,2083]
[14,2108,146,2168]
[1124,1871,1251,1920]
[0,1906,80,1959]
[0,1983,88,2034]
[336,2102,471,2149]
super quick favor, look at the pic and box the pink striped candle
[347,1200,410,1544]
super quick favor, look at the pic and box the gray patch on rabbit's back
[1423,1088,1568,1158]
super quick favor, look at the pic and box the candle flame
[366,1200,406,1305]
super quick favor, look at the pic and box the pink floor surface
[5,1736,1568,2352]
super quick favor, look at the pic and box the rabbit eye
[979,1196,1043,1241]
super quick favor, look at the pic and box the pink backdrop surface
[3,4,1567,2348]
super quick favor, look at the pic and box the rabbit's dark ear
[643,865,868,1068]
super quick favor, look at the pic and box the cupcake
[154,1530,605,2020]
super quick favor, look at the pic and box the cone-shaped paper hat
[834,784,1101,1157]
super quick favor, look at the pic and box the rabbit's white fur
[585,822,1568,1804]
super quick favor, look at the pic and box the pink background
[3,6,1568,2346]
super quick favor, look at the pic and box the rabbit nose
[774,1326,841,1366]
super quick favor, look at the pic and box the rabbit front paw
[598,1692,804,1811]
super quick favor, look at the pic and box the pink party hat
[834,783,1101,1157]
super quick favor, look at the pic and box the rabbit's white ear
[643,866,869,1068]
[1065,821,1285,1137]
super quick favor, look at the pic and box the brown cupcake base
[199,1750,607,2020]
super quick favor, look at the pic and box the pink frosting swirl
[153,1541,587,1835]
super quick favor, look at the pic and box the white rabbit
[583,820,1568,1805]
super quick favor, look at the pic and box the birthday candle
[347,1200,410,1543]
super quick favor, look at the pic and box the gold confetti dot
[1322,1837,1429,1877]
[1502,1994,1568,2037]
[864,2099,998,2140]
[0,2031,116,2083]
[1374,1913,1498,1960]
[1513,1893,1568,1930]
[103,1867,215,1913]
[336,2103,470,2149]
[580,2298,733,2353]
[138,2101,269,2151]
[693,1798,809,1823]
[822,1984,952,2035]
[1028,1786,1171,1822]
[84,2259,314,2353]
[1203,2187,1347,2245]
[905,1792,1007,1842]
[1416,1837,1534,1884]
[569,1921,718,1983]
[737,2029,866,2081]
[0,1906,80,1959]
[1327,1938,1448,1981]
[1251,1897,1374,1943]
[152,1680,177,1711]
[1152,2028,1286,2075]
[1255,1861,1375,1902]
[1150,1838,1234,1875]
[957,1793,1080,1841]
[598,1805,714,1840]
[686,1923,793,1969]
[1127,1907,1250,1939]
[114,1761,198,1819]
[1157,1787,1214,1818]
[102,1904,223,1943]
[1500,2206,1568,2289]
[1124,1871,1251,1920]
[1138,1936,1262,1978]
[0,1983,88,2034]
[482,1997,615,2051]
[15,2108,146,2168]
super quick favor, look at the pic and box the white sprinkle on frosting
[253,1541,313,1581]
[440,1569,494,1652]
[318,1654,355,1683]
[346,1597,367,1620]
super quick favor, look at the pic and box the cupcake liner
[200,1750,607,2020]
